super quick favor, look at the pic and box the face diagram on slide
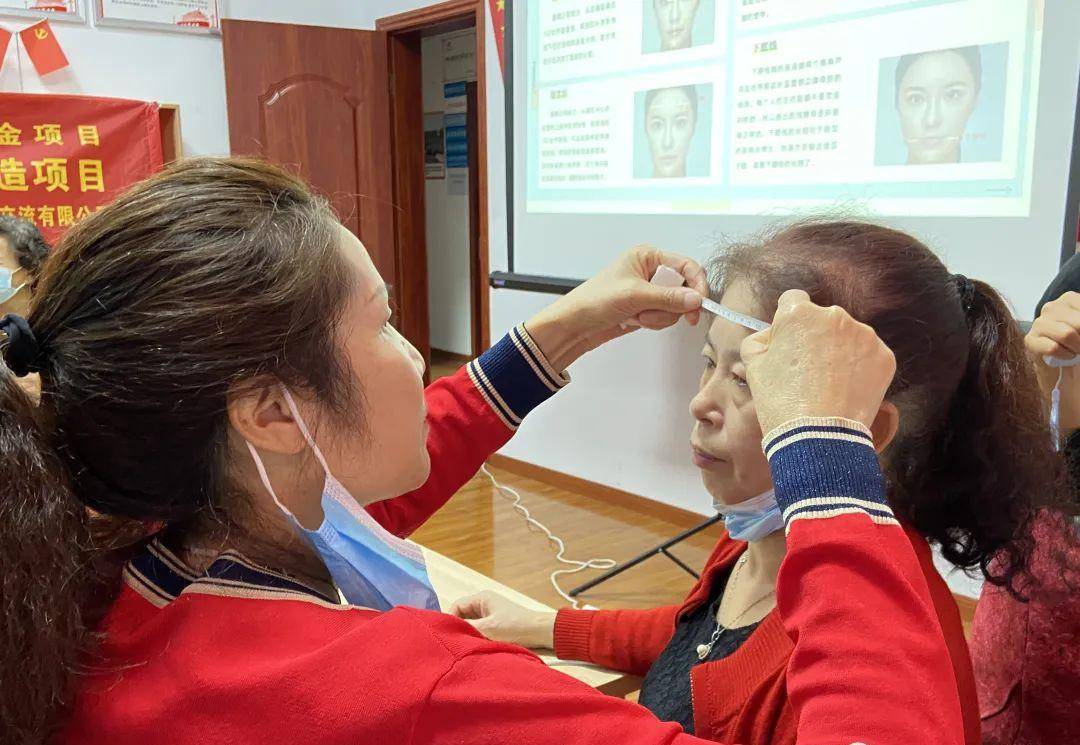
[635,85,713,179]
[643,0,714,54]
[896,46,980,164]
[877,44,1006,167]
[645,86,697,177]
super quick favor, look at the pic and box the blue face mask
[713,489,784,542]
[0,267,26,304]
[246,387,440,612]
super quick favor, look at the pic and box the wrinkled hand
[741,290,897,434]
[524,246,708,370]
[447,590,557,649]
[1026,291,1080,433]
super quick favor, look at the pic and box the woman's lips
[692,445,724,469]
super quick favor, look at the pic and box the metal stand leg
[568,514,722,597]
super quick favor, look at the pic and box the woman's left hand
[1026,290,1080,435]
[523,246,708,371]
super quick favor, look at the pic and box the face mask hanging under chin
[713,489,785,542]
[245,386,440,612]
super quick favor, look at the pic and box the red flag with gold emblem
[0,28,11,74]
[488,0,506,76]
[20,20,69,77]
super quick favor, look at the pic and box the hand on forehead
[706,280,768,358]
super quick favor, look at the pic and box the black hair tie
[0,314,42,377]
[953,274,976,314]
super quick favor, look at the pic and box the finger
[686,308,701,326]
[774,289,813,318]
[740,327,770,365]
[1042,320,1080,357]
[1053,307,1080,338]
[447,594,485,619]
[637,309,681,329]
[1027,334,1070,361]
[638,285,703,314]
[1059,291,1080,312]
[462,618,490,634]
[658,253,709,298]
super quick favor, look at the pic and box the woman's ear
[870,401,900,454]
[227,382,306,455]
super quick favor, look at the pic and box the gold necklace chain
[695,553,775,660]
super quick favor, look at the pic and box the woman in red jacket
[1,159,963,744]
[969,273,1080,745]
[456,221,1064,745]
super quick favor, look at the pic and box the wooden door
[222,20,396,289]
[465,81,482,357]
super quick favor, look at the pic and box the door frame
[377,0,491,367]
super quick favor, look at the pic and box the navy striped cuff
[762,417,897,532]
[466,325,570,430]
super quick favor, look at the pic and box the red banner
[488,0,506,76]
[0,92,162,242]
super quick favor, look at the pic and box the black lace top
[636,572,760,735]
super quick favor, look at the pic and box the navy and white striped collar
[124,538,341,608]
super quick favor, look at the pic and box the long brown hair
[710,219,1072,594]
[0,158,355,742]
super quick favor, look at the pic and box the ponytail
[711,220,1074,599]
[917,279,1071,595]
[0,363,110,743]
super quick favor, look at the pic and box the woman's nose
[923,95,943,130]
[690,389,723,428]
[408,340,427,375]
[393,324,427,375]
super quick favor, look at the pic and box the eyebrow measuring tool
[649,265,770,333]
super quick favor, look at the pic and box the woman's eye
[731,373,748,389]
[905,91,925,107]
[703,356,716,370]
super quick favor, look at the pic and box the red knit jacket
[970,511,1080,745]
[63,329,964,745]
[555,523,980,745]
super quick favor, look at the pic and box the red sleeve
[552,605,680,676]
[764,417,965,745]
[366,326,569,537]
[415,646,707,745]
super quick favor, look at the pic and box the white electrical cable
[480,463,614,609]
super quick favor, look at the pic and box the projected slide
[524,0,1042,216]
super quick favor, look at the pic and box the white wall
[423,31,475,356]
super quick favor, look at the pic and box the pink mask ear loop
[245,440,295,517]
[279,386,334,477]
[245,386,331,521]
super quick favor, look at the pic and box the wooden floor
[429,348,469,382]
[413,463,721,611]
